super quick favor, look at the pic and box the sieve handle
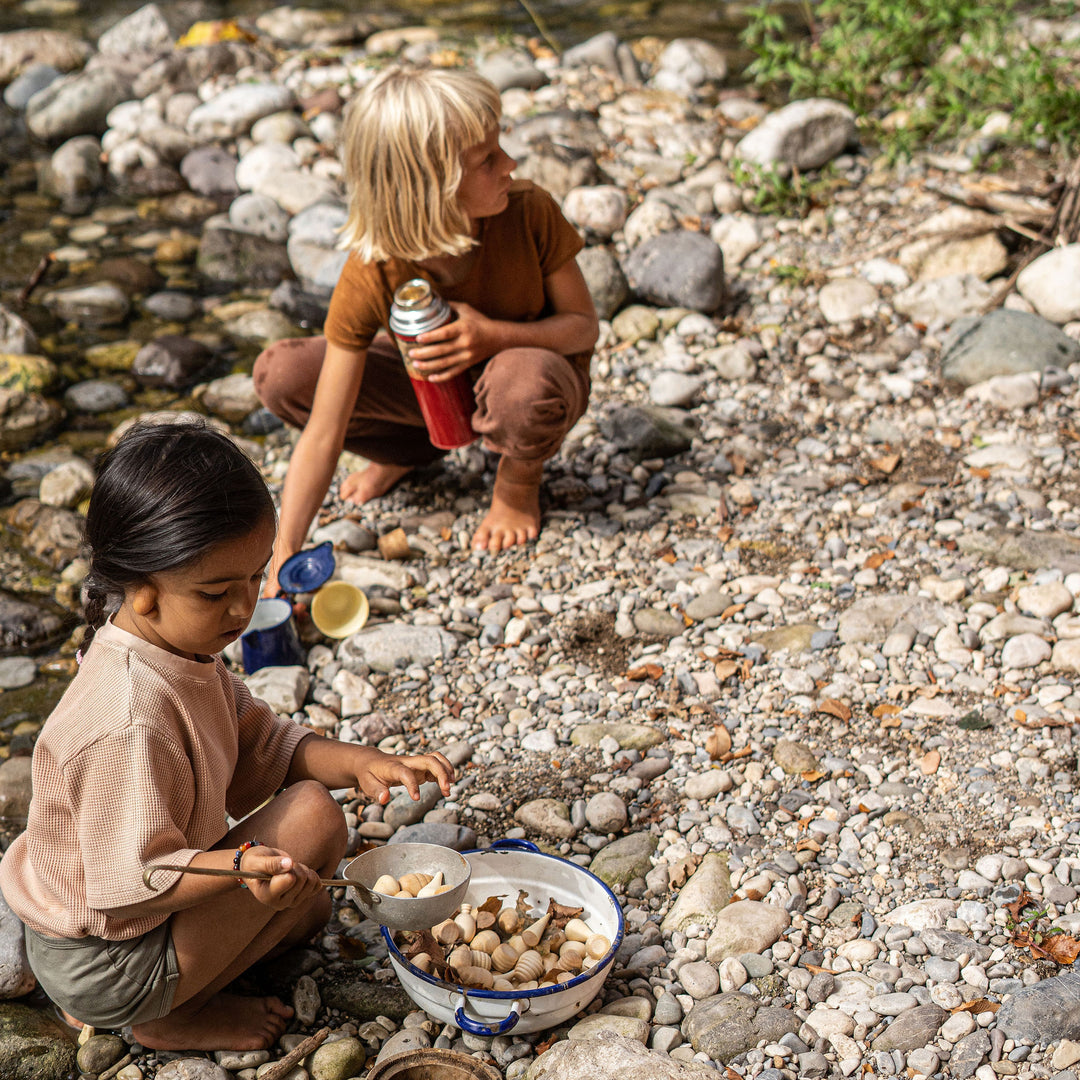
[142,863,354,891]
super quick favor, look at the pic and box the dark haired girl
[0,420,453,1051]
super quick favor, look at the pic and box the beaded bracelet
[233,840,261,888]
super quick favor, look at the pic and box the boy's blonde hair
[338,66,502,262]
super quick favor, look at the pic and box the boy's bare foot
[472,456,542,552]
[131,992,292,1051]
[340,463,412,504]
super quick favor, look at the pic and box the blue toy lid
[277,541,335,594]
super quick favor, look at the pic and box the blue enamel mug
[241,597,305,673]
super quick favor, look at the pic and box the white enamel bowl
[382,841,624,1036]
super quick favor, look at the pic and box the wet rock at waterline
[41,283,130,328]
[131,336,214,390]
[0,29,90,84]
[39,135,104,213]
[197,224,295,287]
[0,391,63,453]
[26,68,133,141]
[0,1002,77,1080]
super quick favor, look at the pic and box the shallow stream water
[0,0,756,51]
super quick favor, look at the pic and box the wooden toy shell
[564,918,592,942]
[373,874,400,896]
[433,919,461,946]
[470,929,501,955]
[415,871,445,898]
[447,944,473,971]
[521,912,550,948]
[457,965,494,989]
[453,910,476,942]
[398,873,432,896]
[469,949,492,971]
[511,949,543,982]
[558,941,585,971]
[496,908,520,935]
[585,934,611,959]
[491,943,519,973]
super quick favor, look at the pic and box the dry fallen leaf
[625,663,664,681]
[721,603,745,620]
[801,770,825,783]
[864,550,897,570]
[706,725,732,759]
[952,998,1000,1014]
[869,452,901,474]
[715,659,740,681]
[1031,932,1080,965]
[817,698,852,722]
[873,703,901,718]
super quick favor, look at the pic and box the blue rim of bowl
[381,843,625,1000]
[277,541,335,594]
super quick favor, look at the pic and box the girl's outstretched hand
[408,302,499,381]
[238,845,322,911]
[353,748,455,804]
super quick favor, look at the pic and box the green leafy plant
[740,0,1080,158]
[729,158,833,217]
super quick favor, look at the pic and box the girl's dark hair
[82,419,275,648]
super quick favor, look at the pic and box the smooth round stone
[143,291,198,320]
[0,657,36,689]
[1001,633,1052,670]
[719,956,748,991]
[870,992,919,1016]
[585,791,628,833]
[737,952,772,978]
[679,960,720,999]
[924,956,960,983]
[63,378,128,413]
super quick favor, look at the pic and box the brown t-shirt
[324,179,589,370]
[0,620,310,941]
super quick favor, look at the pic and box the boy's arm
[265,342,367,596]
[407,259,599,383]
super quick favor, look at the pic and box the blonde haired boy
[255,66,598,588]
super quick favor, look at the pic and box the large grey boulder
[940,309,1080,385]
[527,1031,716,1079]
[625,231,724,312]
[736,99,856,170]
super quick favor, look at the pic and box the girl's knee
[278,781,347,865]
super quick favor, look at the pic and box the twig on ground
[261,1027,331,1080]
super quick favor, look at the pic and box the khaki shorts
[24,922,179,1028]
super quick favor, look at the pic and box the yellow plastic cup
[310,581,370,638]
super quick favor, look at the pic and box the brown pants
[253,334,590,468]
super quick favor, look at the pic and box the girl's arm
[265,342,367,596]
[286,732,454,804]
[99,845,313,919]
[406,259,599,383]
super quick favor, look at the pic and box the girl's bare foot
[340,463,412,504]
[472,457,542,552]
[131,992,292,1051]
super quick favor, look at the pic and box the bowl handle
[486,839,541,854]
[452,993,523,1036]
